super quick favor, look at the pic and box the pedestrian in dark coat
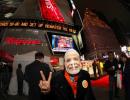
[120,53,130,100]
[24,52,51,100]
[16,64,24,95]
[104,51,119,100]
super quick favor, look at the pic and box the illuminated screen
[52,35,74,52]
[47,33,75,53]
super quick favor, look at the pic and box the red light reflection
[4,37,42,45]
[39,0,64,23]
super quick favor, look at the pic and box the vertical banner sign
[39,0,65,23]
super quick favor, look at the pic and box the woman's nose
[70,63,75,67]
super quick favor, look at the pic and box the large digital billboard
[51,34,74,52]
[46,32,76,54]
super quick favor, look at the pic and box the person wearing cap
[39,49,96,100]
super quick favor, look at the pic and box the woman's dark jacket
[50,70,96,100]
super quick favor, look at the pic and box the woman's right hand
[39,71,52,94]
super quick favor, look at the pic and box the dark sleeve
[103,61,109,72]
[104,60,115,75]
[92,62,95,67]
[113,59,119,71]
[45,63,51,72]
[120,61,124,71]
[42,63,52,79]
[50,72,58,100]
[85,72,96,100]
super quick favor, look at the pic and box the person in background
[104,51,119,100]
[81,60,88,71]
[117,55,125,85]
[0,61,8,99]
[6,63,13,92]
[16,64,24,96]
[120,53,130,100]
[39,49,96,100]
[92,60,97,78]
[92,59,101,78]
[24,52,52,100]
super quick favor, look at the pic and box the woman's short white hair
[64,49,80,60]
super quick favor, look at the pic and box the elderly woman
[39,49,96,100]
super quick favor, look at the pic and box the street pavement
[0,86,125,100]
[93,87,125,100]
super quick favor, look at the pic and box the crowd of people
[0,49,130,100]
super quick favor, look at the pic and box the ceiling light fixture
[4,12,13,18]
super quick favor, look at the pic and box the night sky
[73,0,130,32]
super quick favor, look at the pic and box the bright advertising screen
[51,35,74,52]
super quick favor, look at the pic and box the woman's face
[64,53,81,75]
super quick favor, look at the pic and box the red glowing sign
[39,0,64,23]
[50,57,59,66]
[4,37,42,45]
[0,49,14,62]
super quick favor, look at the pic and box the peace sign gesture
[39,70,52,93]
